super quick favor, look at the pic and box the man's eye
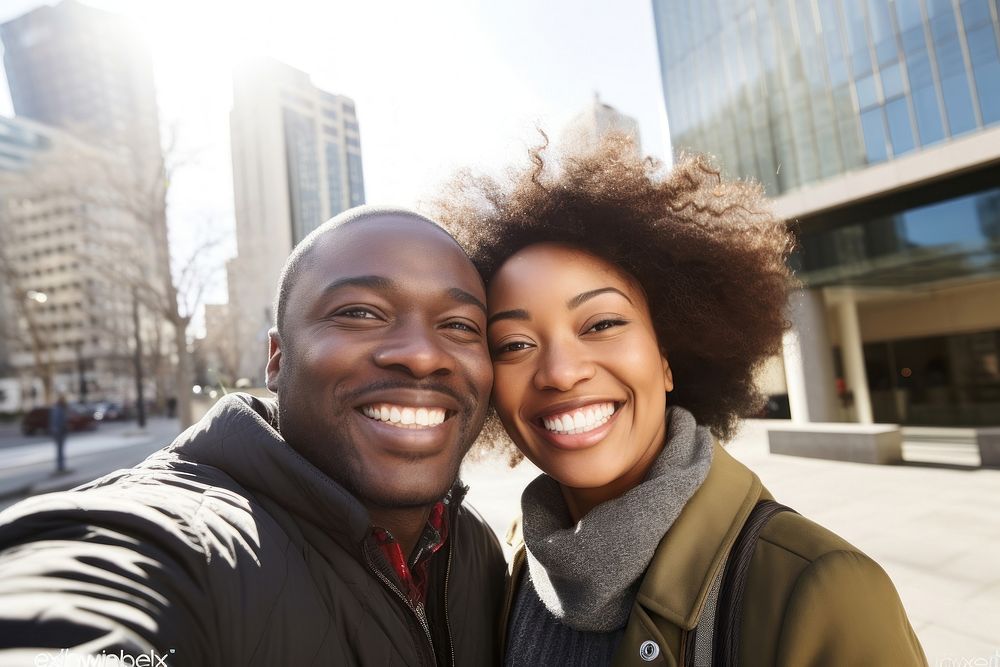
[586,319,627,333]
[336,308,378,319]
[444,320,480,334]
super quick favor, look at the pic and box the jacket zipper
[443,539,455,667]
[363,542,437,666]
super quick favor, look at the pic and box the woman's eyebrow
[487,309,530,325]
[567,287,632,309]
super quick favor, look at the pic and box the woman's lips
[530,401,623,450]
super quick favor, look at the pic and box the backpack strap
[710,499,796,667]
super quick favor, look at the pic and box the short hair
[273,206,457,337]
[437,133,796,451]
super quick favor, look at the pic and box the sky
[0,0,672,327]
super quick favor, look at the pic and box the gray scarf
[520,405,714,632]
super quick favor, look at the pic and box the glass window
[960,0,994,26]
[861,106,890,162]
[857,72,880,108]
[940,73,979,134]
[935,34,979,133]
[881,61,906,97]
[844,0,875,74]
[820,0,850,83]
[965,23,1000,124]
[895,0,925,31]
[912,84,947,143]
[885,97,917,154]
[867,0,899,63]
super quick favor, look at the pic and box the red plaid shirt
[371,499,450,607]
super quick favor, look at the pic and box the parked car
[21,405,98,436]
[93,401,129,422]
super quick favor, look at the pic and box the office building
[652,0,1000,427]
[227,58,365,383]
[0,116,162,410]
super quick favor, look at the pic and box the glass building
[653,0,1000,428]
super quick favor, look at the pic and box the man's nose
[372,319,455,378]
[532,342,595,392]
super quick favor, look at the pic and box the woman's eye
[494,340,533,354]
[586,319,627,333]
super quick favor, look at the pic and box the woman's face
[487,243,673,495]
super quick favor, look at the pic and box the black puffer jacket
[0,394,506,666]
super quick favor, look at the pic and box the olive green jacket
[503,444,927,666]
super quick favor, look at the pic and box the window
[861,106,889,162]
[886,97,917,154]
[965,23,1000,124]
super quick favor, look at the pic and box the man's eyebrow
[567,287,632,309]
[447,288,487,315]
[488,309,530,325]
[321,275,396,294]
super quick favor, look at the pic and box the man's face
[267,216,492,510]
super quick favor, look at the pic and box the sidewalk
[462,419,1000,667]
[0,418,180,508]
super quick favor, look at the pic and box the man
[0,207,505,666]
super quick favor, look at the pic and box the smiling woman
[438,134,927,666]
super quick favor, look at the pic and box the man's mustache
[344,379,472,411]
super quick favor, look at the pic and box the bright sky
[0,0,672,322]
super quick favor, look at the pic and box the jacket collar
[167,393,468,552]
[633,442,763,630]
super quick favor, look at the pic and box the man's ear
[662,355,674,393]
[266,327,282,393]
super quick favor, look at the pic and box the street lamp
[26,290,48,304]
[21,289,53,405]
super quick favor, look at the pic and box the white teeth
[542,402,617,435]
[361,404,447,429]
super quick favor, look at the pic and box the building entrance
[864,329,1000,426]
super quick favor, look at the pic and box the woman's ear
[662,355,674,393]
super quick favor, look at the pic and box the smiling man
[0,207,505,666]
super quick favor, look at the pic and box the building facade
[227,58,365,383]
[0,116,161,411]
[652,0,1000,427]
[1,0,162,166]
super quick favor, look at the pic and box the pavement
[0,418,180,512]
[461,419,1000,667]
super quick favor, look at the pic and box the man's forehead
[303,215,480,288]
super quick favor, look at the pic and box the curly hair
[436,133,796,459]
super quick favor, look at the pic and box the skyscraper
[0,0,162,165]
[227,58,365,383]
[652,0,1000,428]
[560,93,643,153]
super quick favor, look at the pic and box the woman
[441,136,926,666]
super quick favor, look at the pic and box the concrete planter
[767,423,903,465]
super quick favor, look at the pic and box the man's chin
[361,484,456,511]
